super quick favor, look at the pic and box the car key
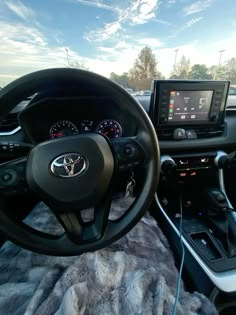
[125,178,136,198]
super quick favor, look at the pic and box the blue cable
[171,193,186,315]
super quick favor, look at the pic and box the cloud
[4,0,35,21]
[137,37,164,47]
[74,0,119,13]
[183,0,212,16]
[166,0,176,8]
[84,0,160,42]
[129,0,159,24]
[152,18,171,25]
[1,15,236,87]
[168,16,203,38]
[84,21,122,42]
[0,21,83,86]
[183,17,203,29]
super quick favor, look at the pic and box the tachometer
[96,119,122,138]
[49,120,79,139]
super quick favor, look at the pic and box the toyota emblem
[51,153,87,178]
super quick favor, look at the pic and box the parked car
[125,88,133,94]
[137,90,152,96]
[142,90,151,96]
[227,85,236,107]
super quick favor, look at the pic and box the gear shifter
[205,188,236,257]
[206,188,228,211]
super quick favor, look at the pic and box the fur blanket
[0,197,217,315]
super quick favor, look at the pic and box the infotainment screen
[168,90,213,122]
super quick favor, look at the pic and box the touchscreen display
[168,90,213,122]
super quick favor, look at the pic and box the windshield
[1,0,236,92]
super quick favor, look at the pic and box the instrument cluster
[49,119,123,140]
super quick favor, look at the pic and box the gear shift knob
[206,188,228,212]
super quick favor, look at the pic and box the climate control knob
[161,155,176,175]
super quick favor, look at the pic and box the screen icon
[191,115,196,119]
[181,115,186,119]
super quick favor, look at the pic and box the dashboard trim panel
[0,126,21,136]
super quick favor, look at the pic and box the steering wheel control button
[173,128,186,140]
[0,169,18,186]
[0,142,33,156]
[2,172,12,181]
[51,153,87,178]
[112,139,146,170]
[124,145,134,156]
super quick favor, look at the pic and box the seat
[0,197,217,315]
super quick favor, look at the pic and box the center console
[155,151,236,298]
[150,80,236,300]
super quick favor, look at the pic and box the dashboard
[0,81,236,155]
[18,96,136,144]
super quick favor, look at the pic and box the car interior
[0,67,236,314]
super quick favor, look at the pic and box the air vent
[157,128,173,140]
[157,125,225,141]
[194,125,225,139]
[0,113,20,134]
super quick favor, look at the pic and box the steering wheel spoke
[111,137,146,171]
[53,185,113,244]
[57,211,83,240]
[93,191,113,237]
[0,157,28,195]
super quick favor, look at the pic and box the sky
[0,0,236,86]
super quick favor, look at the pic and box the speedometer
[49,120,79,139]
[96,119,122,138]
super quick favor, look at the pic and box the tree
[109,72,130,88]
[189,64,212,80]
[170,55,191,79]
[224,58,236,84]
[209,65,226,80]
[129,46,164,90]
[208,59,236,83]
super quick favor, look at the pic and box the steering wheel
[0,68,160,256]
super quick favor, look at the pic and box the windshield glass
[1,0,236,91]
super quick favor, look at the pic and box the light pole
[218,50,226,66]
[174,48,179,68]
[65,48,70,66]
